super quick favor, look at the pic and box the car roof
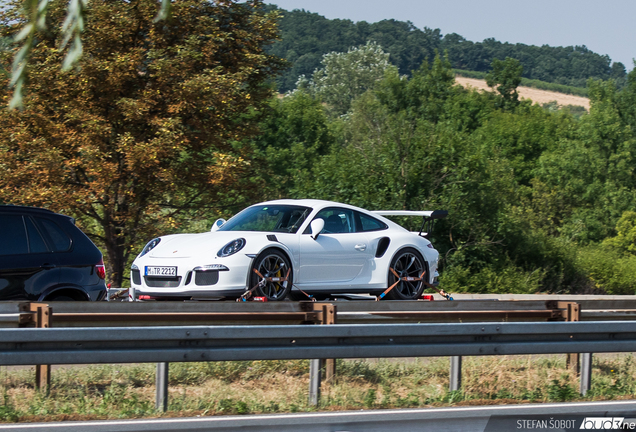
[257,199,364,211]
[0,205,73,220]
[0,204,56,214]
[253,199,413,233]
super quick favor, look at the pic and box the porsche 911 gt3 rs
[131,199,446,301]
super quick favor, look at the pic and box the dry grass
[0,354,634,422]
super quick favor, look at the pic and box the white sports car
[130,199,446,301]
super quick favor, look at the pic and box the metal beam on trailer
[43,299,636,326]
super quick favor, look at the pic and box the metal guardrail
[4,297,636,411]
[1,321,636,365]
[0,320,635,416]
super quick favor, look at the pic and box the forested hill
[267,5,628,92]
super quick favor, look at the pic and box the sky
[270,0,635,71]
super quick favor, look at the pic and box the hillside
[267,5,627,93]
[455,77,590,110]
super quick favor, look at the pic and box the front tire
[250,249,292,301]
[386,248,427,300]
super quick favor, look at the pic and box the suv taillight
[96,258,106,280]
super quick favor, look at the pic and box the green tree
[486,57,523,109]
[0,0,284,285]
[253,89,336,198]
[530,78,636,243]
[604,211,636,255]
[302,41,398,116]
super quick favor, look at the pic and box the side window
[36,218,72,252]
[0,214,28,255]
[24,217,49,253]
[356,211,388,232]
[313,208,355,234]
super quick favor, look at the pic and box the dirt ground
[455,76,590,110]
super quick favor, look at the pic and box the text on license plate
[145,266,177,277]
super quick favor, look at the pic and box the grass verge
[0,354,634,422]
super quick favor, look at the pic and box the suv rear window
[0,214,28,255]
[37,218,72,251]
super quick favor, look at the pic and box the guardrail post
[22,303,51,392]
[558,302,581,371]
[322,304,337,382]
[303,302,337,406]
[156,362,169,412]
[580,353,592,395]
[449,356,462,392]
[308,358,321,406]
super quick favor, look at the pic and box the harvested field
[455,76,590,110]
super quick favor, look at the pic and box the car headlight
[218,238,246,257]
[139,238,161,257]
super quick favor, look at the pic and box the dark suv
[0,205,107,301]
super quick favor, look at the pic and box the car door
[0,213,59,300]
[297,207,373,287]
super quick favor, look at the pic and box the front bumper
[131,257,253,299]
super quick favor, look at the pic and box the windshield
[219,205,312,233]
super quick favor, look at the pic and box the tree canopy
[3,1,636,297]
[299,41,398,116]
[0,0,284,285]
[252,50,636,295]
[266,5,627,93]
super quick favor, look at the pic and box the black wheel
[386,248,427,300]
[250,249,292,301]
[48,295,76,301]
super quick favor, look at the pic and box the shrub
[439,263,544,294]
[577,245,636,294]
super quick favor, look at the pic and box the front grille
[144,276,181,287]
[195,270,219,286]
[131,269,141,285]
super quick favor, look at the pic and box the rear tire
[250,249,292,301]
[386,248,427,300]
[48,295,76,301]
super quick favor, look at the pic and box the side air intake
[376,237,390,258]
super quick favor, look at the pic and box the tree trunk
[102,219,128,288]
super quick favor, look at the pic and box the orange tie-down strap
[291,283,316,301]
[238,268,291,302]
[376,268,453,301]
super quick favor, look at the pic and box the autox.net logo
[580,418,636,430]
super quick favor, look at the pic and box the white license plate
[145,266,177,277]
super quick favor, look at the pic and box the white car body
[131,199,444,300]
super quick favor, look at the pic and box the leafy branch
[9,0,172,109]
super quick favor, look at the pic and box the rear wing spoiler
[372,210,448,239]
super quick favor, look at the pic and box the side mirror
[211,218,226,232]
[310,218,325,240]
